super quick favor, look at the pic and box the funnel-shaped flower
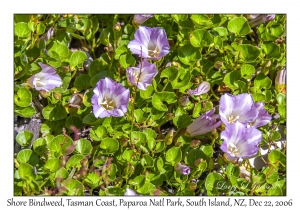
[128,26,170,61]
[175,163,190,175]
[275,69,286,92]
[126,59,158,90]
[91,77,130,118]
[220,122,262,161]
[27,63,62,91]
[248,102,272,128]
[186,108,222,137]
[133,14,154,25]
[219,93,258,126]
[187,81,210,96]
[124,188,138,196]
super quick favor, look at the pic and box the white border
[2,0,299,209]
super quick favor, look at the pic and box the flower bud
[133,14,154,25]
[186,108,222,137]
[275,69,286,93]
[178,95,189,106]
[187,81,210,96]
[114,22,121,31]
[174,163,190,175]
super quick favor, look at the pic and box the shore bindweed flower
[187,81,210,96]
[27,63,62,91]
[220,122,262,161]
[219,93,258,126]
[128,26,170,61]
[126,59,158,90]
[91,77,130,118]
[124,188,138,196]
[186,108,222,137]
[174,163,190,175]
[248,102,272,128]
[275,68,286,93]
[133,14,154,25]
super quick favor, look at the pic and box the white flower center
[228,143,240,157]
[35,78,45,87]
[132,71,141,83]
[99,96,116,110]
[227,114,240,124]
[148,42,160,58]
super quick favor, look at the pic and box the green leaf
[76,138,92,155]
[65,115,83,131]
[44,158,61,172]
[241,64,255,79]
[134,109,148,123]
[119,54,135,69]
[140,85,154,99]
[70,51,88,69]
[137,182,156,195]
[15,22,31,37]
[48,41,70,59]
[186,149,208,168]
[36,23,46,35]
[200,145,214,158]
[276,93,286,105]
[252,93,265,102]
[49,135,73,158]
[42,104,68,121]
[15,106,36,118]
[83,113,104,125]
[100,138,119,153]
[178,44,201,65]
[190,15,213,28]
[171,14,188,23]
[205,172,228,195]
[129,175,145,187]
[141,155,154,168]
[166,147,182,165]
[99,28,112,46]
[171,68,191,89]
[18,163,35,180]
[267,186,282,196]
[227,17,251,36]
[160,67,178,81]
[190,29,213,47]
[90,71,109,87]
[213,27,228,36]
[236,44,261,62]
[226,163,240,177]
[271,131,281,141]
[269,150,286,167]
[33,138,47,156]
[88,58,109,77]
[66,154,85,170]
[262,42,281,59]
[84,172,101,189]
[17,149,39,165]
[152,92,177,111]
[61,178,84,195]
[254,73,272,90]
[131,131,146,144]
[90,125,107,141]
[173,114,192,129]
[115,45,128,59]
[278,105,286,118]
[74,74,91,91]
[223,70,241,90]
[16,130,33,147]
[14,87,32,107]
[214,36,223,49]
[55,167,69,180]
